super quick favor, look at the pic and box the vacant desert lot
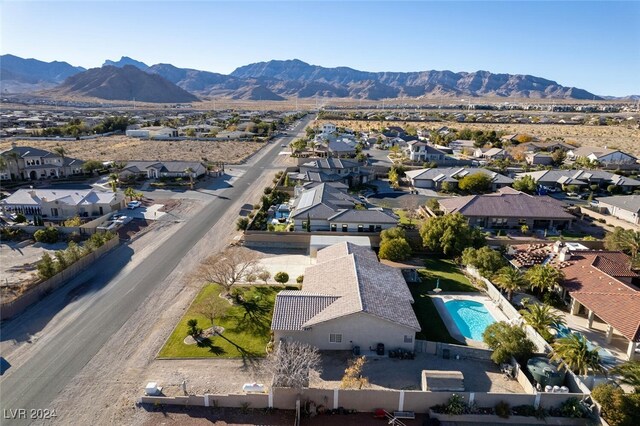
[317,119,640,156]
[1,136,266,164]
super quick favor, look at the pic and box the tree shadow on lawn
[214,332,263,369]
[230,296,273,337]
[195,337,226,356]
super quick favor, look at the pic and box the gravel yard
[1,136,266,164]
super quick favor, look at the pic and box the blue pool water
[444,300,496,341]
[554,324,617,365]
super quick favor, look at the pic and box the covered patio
[567,292,640,361]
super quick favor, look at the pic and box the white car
[127,201,141,209]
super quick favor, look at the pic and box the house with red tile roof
[558,250,640,360]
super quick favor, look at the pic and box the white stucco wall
[274,312,417,352]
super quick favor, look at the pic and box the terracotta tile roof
[570,292,640,342]
[560,252,639,294]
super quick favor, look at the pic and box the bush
[274,271,289,284]
[542,291,565,308]
[495,401,510,419]
[482,322,535,364]
[34,227,59,244]
[378,237,412,261]
[296,275,304,284]
[15,213,27,223]
[37,252,57,280]
[592,384,640,426]
[236,217,250,230]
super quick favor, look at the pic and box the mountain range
[1,54,626,103]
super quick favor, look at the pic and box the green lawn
[158,284,279,359]
[394,209,424,228]
[409,258,478,344]
[418,258,477,292]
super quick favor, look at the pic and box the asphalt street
[0,115,314,425]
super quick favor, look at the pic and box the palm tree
[124,187,137,202]
[610,360,640,393]
[184,167,194,189]
[493,266,526,301]
[525,265,564,294]
[53,145,66,176]
[605,228,640,267]
[0,156,7,173]
[108,173,119,192]
[520,303,565,340]
[550,333,603,376]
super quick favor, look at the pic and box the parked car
[566,192,578,197]
[127,201,141,209]
[578,193,590,200]
[280,144,286,147]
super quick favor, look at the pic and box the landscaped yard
[158,284,279,359]
[410,258,478,345]
[394,208,424,228]
[418,258,477,292]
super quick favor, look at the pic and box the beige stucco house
[271,242,420,352]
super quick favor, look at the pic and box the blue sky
[2,1,639,96]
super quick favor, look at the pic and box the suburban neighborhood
[1,2,640,425]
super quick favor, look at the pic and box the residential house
[271,242,420,351]
[0,144,84,181]
[557,250,640,360]
[567,146,638,168]
[525,152,554,166]
[125,126,178,139]
[438,189,574,230]
[404,167,513,191]
[517,170,640,193]
[321,123,336,135]
[0,188,124,219]
[289,183,397,232]
[118,161,207,180]
[295,158,372,187]
[474,147,507,161]
[448,139,476,155]
[597,195,640,225]
[405,142,448,163]
[518,141,574,153]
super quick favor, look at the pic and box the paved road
[0,115,314,425]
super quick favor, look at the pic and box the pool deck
[431,293,511,348]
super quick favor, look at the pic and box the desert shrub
[274,271,289,284]
[495,401,510,418]
[34,227,59,244]
[296,275,304,284]
[37,252,57,280]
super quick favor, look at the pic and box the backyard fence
[139,386,585,414]
[465,266,552,354]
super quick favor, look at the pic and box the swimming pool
[444,300,497,341]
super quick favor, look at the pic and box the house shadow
[137,404,294,425]
[0,245,134,345]
[0,357,11,375]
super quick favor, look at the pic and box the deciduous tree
[266,341,322,388]
[197,248,260,295]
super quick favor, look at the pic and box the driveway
[121,204,167,220]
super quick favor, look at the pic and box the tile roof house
[517,170,640,192]
[474,147,507,160]
[0,188,124,219]
[289,183,397,232]
[557,250,640,359]
[567,146,638,168]
[405,167,513,191]
[597,195,640,225]
[118,161,207,179]
[405,142,448,162]
[0,144,85,181]
[294,158,373,187]
[271,242,420,351]
[438,190,574,230]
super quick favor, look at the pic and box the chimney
[552,240,564,253]
[28,189,37,198]
[558,247,572,262]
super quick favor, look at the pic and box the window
[374,225,382,232]
[342,224,348,232]
[357,224,364,232]
[404,335,413,343]
[330,223,337,232]
[329,333,342,343]
[369,225,375,232]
